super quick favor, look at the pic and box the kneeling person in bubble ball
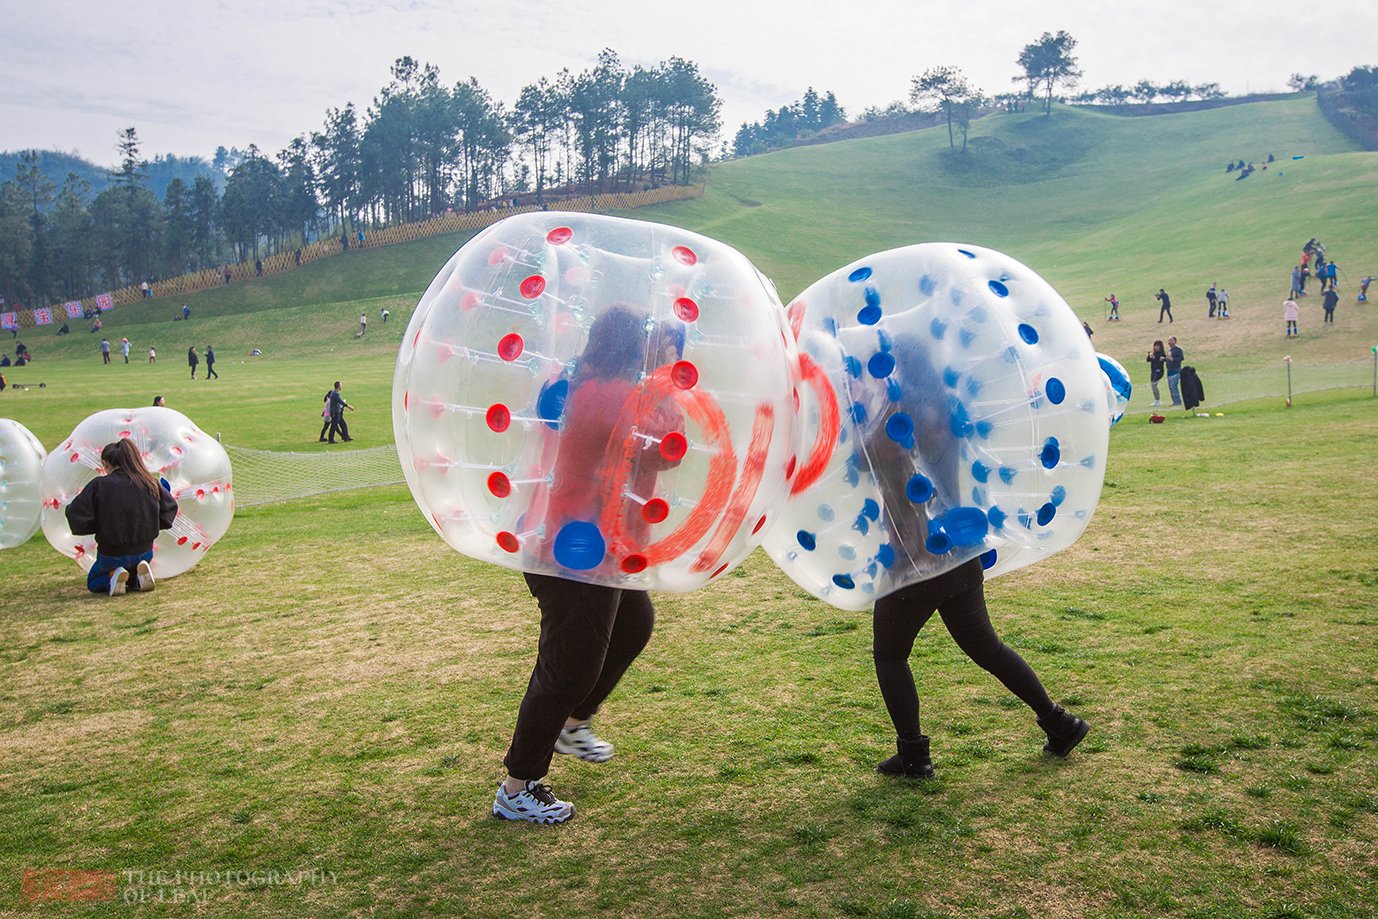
[65,439,178,595]
[865,338,1090,780]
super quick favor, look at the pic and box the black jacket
[65,468,179,557]
[1180,366,1205,411]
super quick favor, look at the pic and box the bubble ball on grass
[393,212,800,590]
[762,243,1110,610]
[0,418,47,549]
[41,407,234,578]
[1097,352,1132,427]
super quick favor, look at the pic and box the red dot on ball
[671,360,698,390]
[547,227,573,245]
[497,531,520,552]
[486,404,511,432]
[660,432,688,462]
[488,247,508,265]
[177,536,188,545]
[673,297,699,321]
[712,563,729,578]
[643,498,669,523]
[752,515,768,535]
[793,388,800,412]
[621,555,648,574]
[671,246,697,266]
[498,333,524,361]
[786,456,797,478]
[488,472,511,497]
[520,275,546,299]
[461,292,481,311]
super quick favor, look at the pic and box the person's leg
[504,574,623,783]
[936,561,1054,718]
[872,582,939,742]
[327,416,342,442]
[339,416,351,440]
[1150,379,1161,403]
[568,589,655,722]
[87,552,141,594]
[1168,372,1182,405]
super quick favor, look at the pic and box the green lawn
[2,96,1377,918]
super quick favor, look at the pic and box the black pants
[207,364,218,378]
[327,414,349,441]
[504,573,655,781]
[872,559,1054,741]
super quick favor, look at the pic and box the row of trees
[732,88,846,156]
[0,50,722,310]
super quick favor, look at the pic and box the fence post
[1372,346,1376,396]
[1285,355,1293,407]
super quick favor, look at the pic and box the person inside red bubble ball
[65,439,178,596]
[492,307,685,824]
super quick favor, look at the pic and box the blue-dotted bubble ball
[761,243,1110,611]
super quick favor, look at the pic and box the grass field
[2,96,1377,918]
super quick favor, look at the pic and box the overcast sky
[4,0,1376,166]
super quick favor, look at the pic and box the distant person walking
[358,313,367,337]
[141,280,151,299]
[187,346,199,379]
[182,304,190,321]
[1166,336,1184,406]
[325,381,354,443]
[1284,298,1300,337]
[1082,321,1094,339]
[121,338,130,363]
[205,346,218,379]
[1146,340,1167,406]
[224,267,232,285]
[1291,267,1304,299]
[1104,294,1119,320]
[148,346,156,364]
[1206,285,1217,318]
[100,338,111,364]
[1156,289,1173,323]
[1323,287,1339,324]
[381,306,390,324]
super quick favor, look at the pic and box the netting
[1125,357,1377,414]
[226,444,404,507]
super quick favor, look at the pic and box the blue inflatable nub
[553,521,606,570]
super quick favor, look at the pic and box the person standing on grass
[864,336,1090,781]
[1206,284,1218,318]
[187,345,198,379]
[1217,287,1229,319]
[325,381,354,443]
[492,310,686,825]
[1146,340,1167,406]
[1155,288,1173,323]
[1292,267,1304,299]
[65,439,177,596]
[148,346,156,364]
[1166,336,1184,406]
[121,338,130,363]
[100,338,111,364]
[381,306,390,324]
[1104,294,1119,321]
[205,346,218,379]
[1322,286,1339,324]
[1284,298,1300,337]
[359,313,367,337]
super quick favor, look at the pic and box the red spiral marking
[673,298,699,322]
[671,246,697,266]
[496,531,520,553]
[643,498,669,523]
[498,333,524,361]
[486,403,511,433]
[787,301,807,341]
[789,352,840,496]
[519,275,546,299]
[692,403,775,573]
[487,471,511,498]
[547,226,573,245]
[598,366,736,570]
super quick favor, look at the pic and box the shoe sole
[553,740,614,763]
[136,561,155,592]
[109,569,129,596]
[492,801,575,824]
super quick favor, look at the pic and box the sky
[3,0,1376,167]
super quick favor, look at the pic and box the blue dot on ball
[848,267,872,282]
[797,530,817,551]
[553,521,606,570]
[1046,377,1066,404]
[1037,502,1057,526]
[906,474,934,503]
[1018,323,1039,345]
[988,280,1009,298]
[858,305,882,326]
[1040,437,1061,469]
[868,352,896,378]
[833,574,856,589]
[885,412,914,443]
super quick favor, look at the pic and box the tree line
[0,50,721,311]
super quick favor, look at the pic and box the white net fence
[224,357,1375,506]
[1124,356,1377,414]
[226,444,404,507]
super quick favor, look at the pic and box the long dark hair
[1151,340,1166,357]
[101,439,160,498]
[572,307,647,387]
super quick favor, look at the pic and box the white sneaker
[554,722,615,763]
[1151,400,1162,406]
[493,781,574,824]
[109,567,129,596]
[136,560,155,592]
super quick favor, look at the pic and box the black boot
[877,735,935,779]
[1038,704,1090,757]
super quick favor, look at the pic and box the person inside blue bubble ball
[865,335,1091,780]
[493,307,686,824]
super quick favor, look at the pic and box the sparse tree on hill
[1159,80,1192,102]
[1096,85,1132,105]
[1193,83,1225,101]
[1287,73,1320,92]
[1131,80,1159,104]
[1014,31,1081,115]
[911,66,984,150]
